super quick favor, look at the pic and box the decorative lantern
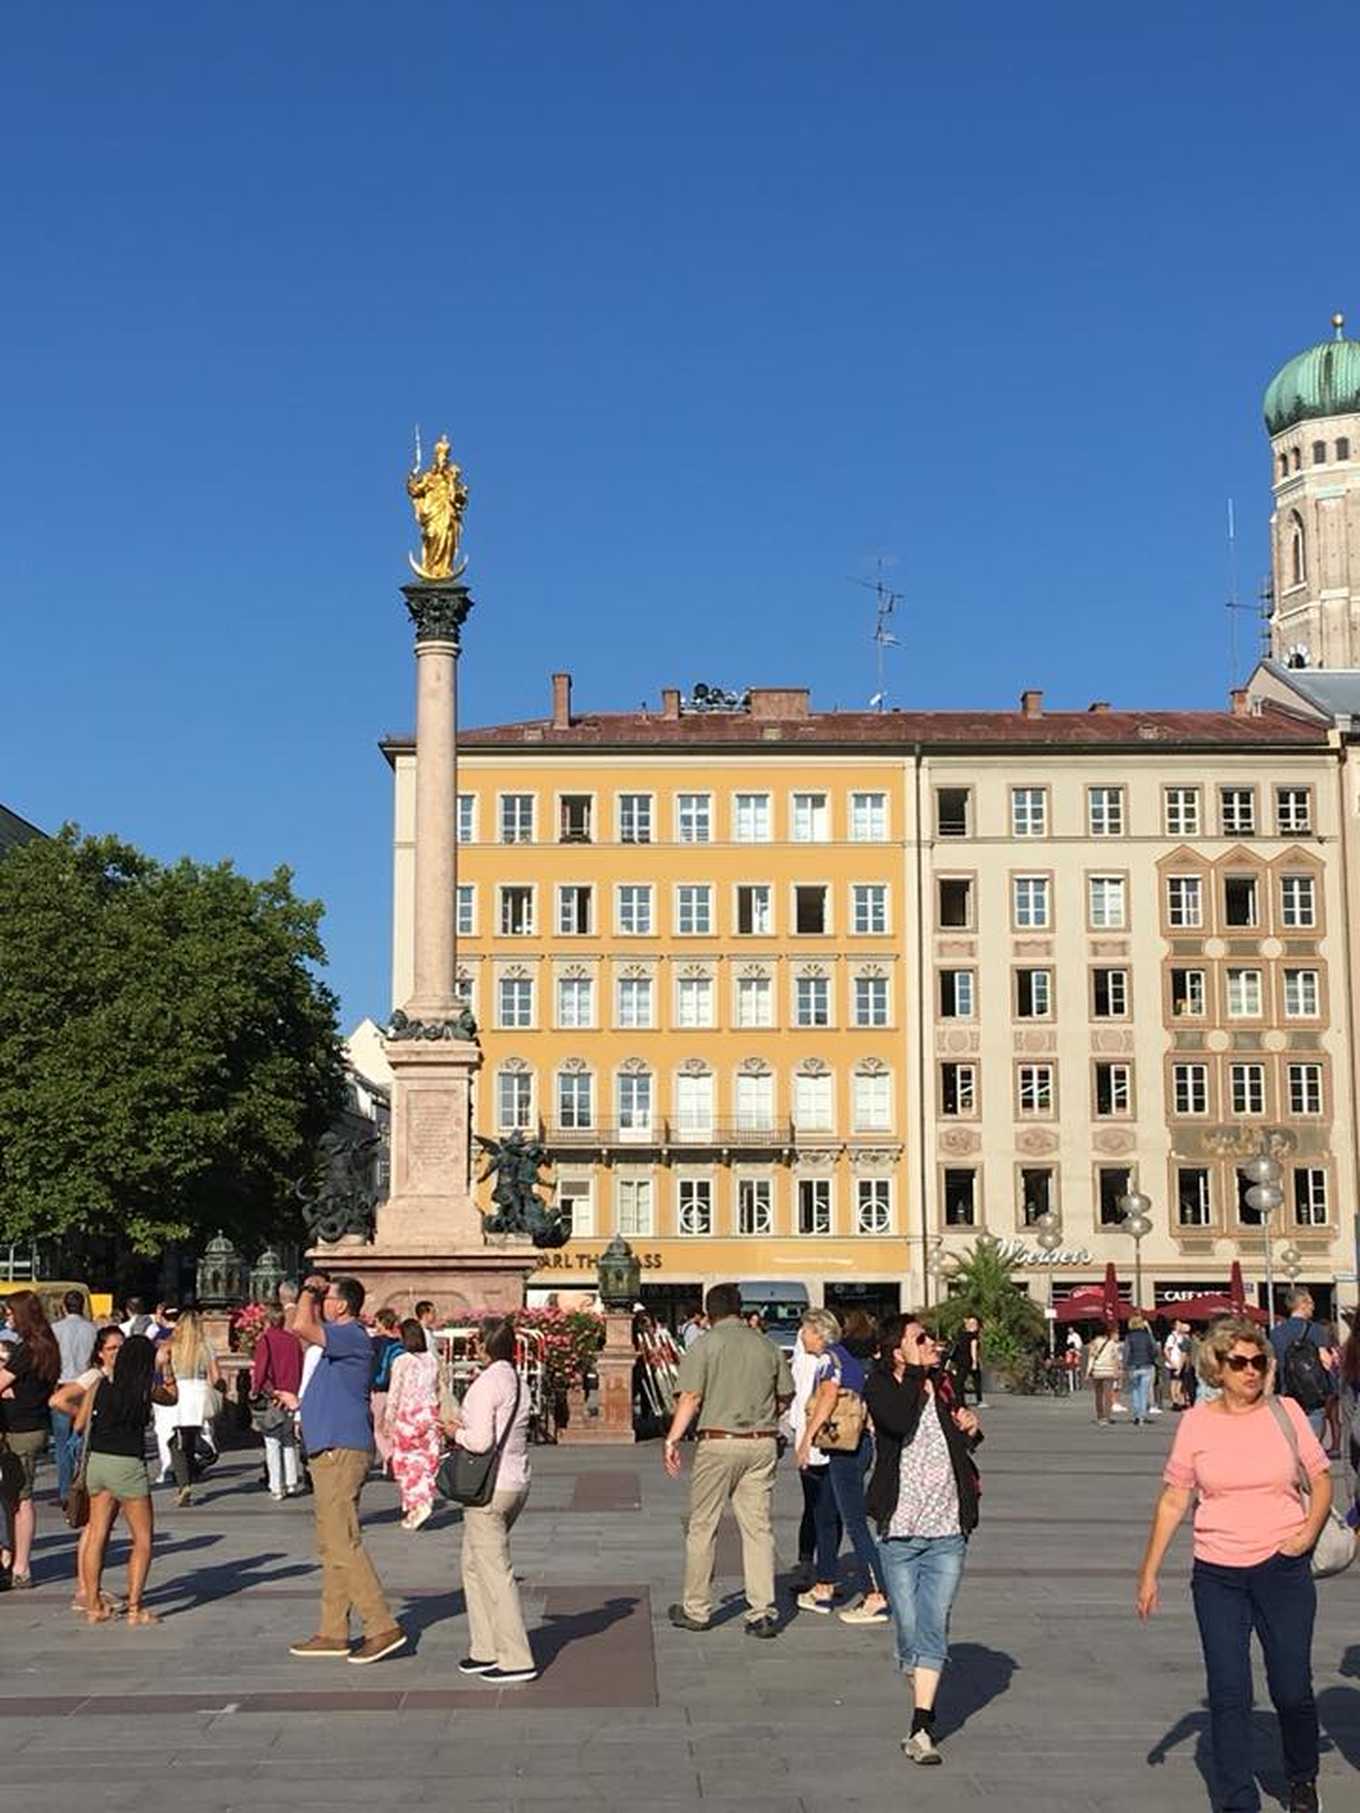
[196,1231,248,1310]
[597,1234,641,1310]
[250,1247,285,1304]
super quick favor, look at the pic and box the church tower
[1265,315,1360,669]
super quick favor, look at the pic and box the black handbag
[436,1376,521,1508]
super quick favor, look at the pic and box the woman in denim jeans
[864,1313,983,1767]
[797,1310,890,1625]
[1123,1315,1158,1425]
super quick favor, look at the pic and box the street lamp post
[1242,1152,1285,1324]
[1117,1189,1154,1310]
[1034,1210,1062,1354]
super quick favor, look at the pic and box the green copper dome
[1264,315,1360,434]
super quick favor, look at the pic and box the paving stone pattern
[2,1397,1356,1811]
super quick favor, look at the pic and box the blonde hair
[170,1309,208,1379]
[1197,1315,1269,1387]
[800,1308,842,1344]
[1128,1314,1148,1330]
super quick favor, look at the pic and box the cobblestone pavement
[3,1395,1356,1811]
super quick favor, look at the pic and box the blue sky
[3,4,1355,1025]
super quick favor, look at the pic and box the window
[795,975,830,1027]
[1166,876,1203,927]
[456,885,474,937]
[1223,875,1258,928]
[498,976,533,1029]
[1313,439,1327,465]
[1280,875,1317,928]
[1229,1063,1266,1115]
[617,1070,653,1136]
[557,884,593,935]
[1291,511,1306,585]
[936,788,970,837]
[1164,788,1201,836]
[1019,1167,1053,1227]
[1088,875,1127,929]
[1011,787,1047,837]
[1094,1063,1131,1117]
[499,886,534,935]
[618,793,652,844]
[797,1178,832,1235]
[617,885,653,935]
[456,794,475,843]
[1171,968,1205,1017]
[1338,436,1352,461]
[1012,876,1050,928]
[1226,968,1263,1017]
[1294,1168,1328,1227]
[1172,1063,1209,1115]
[1098,1166,1133,1228]
[853,1070,893,1130]
[676,975,714,1028]
[616,975,653,1029]
[1093,967,1129,1018]
[1220,788,1256,835]
[1283,969,1319,1018]
[735,1072,774,1131]
[1287,1063,1323,1115]
[676,885,712,935]
[674,1074,714,1138]
[557,1070,593,1129]
[1016,968,1052,1018]
[938,877,973,928]
[1276,788,1311,834]
[939,970,975,1018]
[791,792,828,842]
[676,793,711,843]
[794,886,828,934]
[1177,1167,1211,1228]
[852,884,888,934]
[737,1177,773,1236]
[556,1177,594,1238]
[853,975,889,1027]
[733,792,771,842]
[736,884,772,935]
[793,1072,833,1131]
[856,1179,892,1236]
[850,791,887,841]
[1088,786,1124,837]
[500,794,534,844]
[1018,1065,1054,1115]
[617,1177,654,1237]
[497,1069,533,1131]
[944,1168,977,1226]
[736,974,773,1028]
[559,794,593,843]
[557,975,594,1028]
[940,1063,976,1116]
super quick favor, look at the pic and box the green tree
[927,1236,1046,1375]
[0,827,347,1256]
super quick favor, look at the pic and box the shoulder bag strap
[490,1373,523,1461]
[1266,1394,1312,1501]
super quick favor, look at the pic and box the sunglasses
[1225,1353,1270,1374]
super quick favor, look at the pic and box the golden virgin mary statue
[406,433,469,580]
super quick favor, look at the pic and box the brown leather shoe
[347,1627,408,1666]
[288,1635,352,1658]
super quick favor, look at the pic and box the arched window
[1338,437,1351,461]
[1312,440,1327,465]
[1279,453,1289,480]
[1292,446,1302,472]
[1290,512,1306,587]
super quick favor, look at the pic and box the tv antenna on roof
[1223,498,1265,688]
[848,556,902,711]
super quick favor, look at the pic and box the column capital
[402,579,474,649]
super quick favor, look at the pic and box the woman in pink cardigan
[446,1316,534,1685]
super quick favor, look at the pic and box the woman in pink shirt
[445,1315,534,1684]
[1137,1316,1333,1813]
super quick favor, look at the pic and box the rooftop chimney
[748,687,810,720]
[1020,689,1044,719]
[551,671,572,730]
[1230,687,1250,718]
[661,687,681,721]
[1087,700,1111,715]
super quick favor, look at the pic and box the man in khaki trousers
[664,1282,793,1638]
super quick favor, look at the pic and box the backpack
[1281,1329,1329,1412]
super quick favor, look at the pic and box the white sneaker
[796,1590,834,1614]
[1111,1404,1129,1416]
[901,1730,943,1766]
[269,1490,284,1502]
[1148,1406,1163,1417]
[974,1400,988,1409]
[838,1599,890,1625]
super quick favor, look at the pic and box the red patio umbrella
[1172,1292,1267,1327]
[1228,1261,1247,1313]
[1053,1285,1141,1324]
[1102,1261,1122,1325]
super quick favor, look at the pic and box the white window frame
[850,791,888,842]
[496,1069,534,1132]
[499,793,535,845]
[1164,787,1201,836]
[855,1178,893,1236]
[677,1176,714,1237]
[794,974,831,1028]
[616,884,653,936]
[735,973,773,1029]
[556,1069,594,1130]
[852,974,890,1027]
[1094,1062,1131,1117]
[1173,1063,1209,1116]
[852,883,888,935]
[676,792,712,844]
[1275,787,1312,835]
[735,883,773,936]
[556,883,593,936]
[940,969,975,1019]
[674,1073,715,1139]
[1088,875,1127,929]
[791,791,829,843]
[797,1176,833,1236]
[617,793,654,845]
[733,792,771,842]
[793,1071,834,1133]
[1230,1063,1266,1116]
[1220,787,1257,836]
[1011,787,1047,838]
[1092,967,1128,1019]
[734,1071,775,1131]
[616,974,654,1030]
[497,975,534,1029]
[617,1070,654,1138]
[456,884,475,937]
[556,974,594,1030]
[1280,875,1317,929]
[498,885,535,936]
[1177,1167,1212,1228]
[1166,875,1203,929]
[1294,1167,1328,1228]
[1287,1063,1323,1116]
[852,1069,893,1131]
[737,1176,773,1236]
[1018,1063,1054,1115]
[1283,969,1320,1018]
[556,1175,595,1238]
[1088,786,1124,837]
[1012,875,1050,929]
[675,884,713,936]
[1226,967,1263,1018]
[617,1175,654,1237]
[456,793,476,844]
[676,974,715,1029]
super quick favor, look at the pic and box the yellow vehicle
[0,1281,104,1325]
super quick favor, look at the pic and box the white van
[737,1280,811,1353]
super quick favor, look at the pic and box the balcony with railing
[539,1117,795,1154]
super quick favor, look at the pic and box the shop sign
[534,1249,665,1273]
[1154,1280,1229,1305]
[993,1237,1092,1267]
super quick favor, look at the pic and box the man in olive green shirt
[664,1282,793,1637]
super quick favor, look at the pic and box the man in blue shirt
[286,1273,405,1665]
[1269,1287,1336,1440]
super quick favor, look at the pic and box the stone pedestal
[558,1309,636,1445]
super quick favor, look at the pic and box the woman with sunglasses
[1137,1315,1332,1813]
[864,1313,983,1767]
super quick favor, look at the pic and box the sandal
[84,1603,114,1624]
[72,1591,125,1615]
[124,1604,160,1625]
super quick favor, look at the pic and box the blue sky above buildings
[3,3,1356,1024]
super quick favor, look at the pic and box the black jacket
[864,1364,983,1538]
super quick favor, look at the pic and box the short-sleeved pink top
[1163,1394,1330,1566]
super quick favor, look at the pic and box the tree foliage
[927,1236,1047,1371]
[0,827,347,1255]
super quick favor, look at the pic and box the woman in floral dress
[386,1318,441,1531]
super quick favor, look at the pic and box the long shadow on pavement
[534,1593,640,1676]
[1148,1705,1291,1810]
[934,1642,1019,1740]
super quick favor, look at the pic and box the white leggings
[263,1425,300,1494]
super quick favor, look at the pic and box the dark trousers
[1191,1552,1318,1811]
[170,1426,207,1489]
[826,1434,885,1596]
[798,1466,841,1582]
[955,1364,983,1405]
